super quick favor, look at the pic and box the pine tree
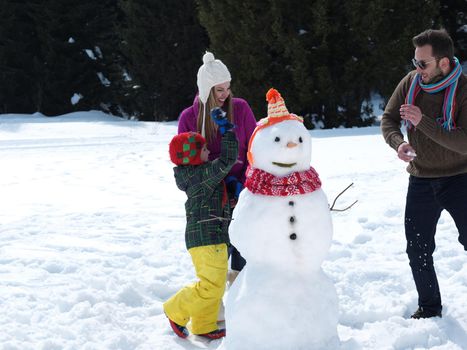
[198,0,439,128]
[197,0,290,119]
[365,0,440,98]
[120,0,208,121]
[273,0,439,127]
[0,1,43,113]
[77,0,127,117]
[1,0,451,123]
[269,0,342,127]
[30,0,124,116]
[437,0,467,61]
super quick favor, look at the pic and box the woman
[178,51,257,275]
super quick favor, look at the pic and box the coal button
[289,233,297,240]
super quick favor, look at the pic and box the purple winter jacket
[178,96,257,184]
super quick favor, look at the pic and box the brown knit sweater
[381,70,467,177]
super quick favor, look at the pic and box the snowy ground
[0,111,466,350]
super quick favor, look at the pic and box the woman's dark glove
[211,107,235,135]
[226,176,244,199]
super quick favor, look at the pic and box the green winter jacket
[174,131,239,250]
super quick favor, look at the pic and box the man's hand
[210,107,235,135]
[397,142,417,162]
[400,104,422,126]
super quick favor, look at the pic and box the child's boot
[168,318,189,338]
[198,328,226,339]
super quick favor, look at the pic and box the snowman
[222,89,339,350]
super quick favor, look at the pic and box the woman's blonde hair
[197,87,234,143]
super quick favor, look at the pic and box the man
[381,28,467,319]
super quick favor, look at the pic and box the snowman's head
[250,119,311,177]
[247,88,312,177]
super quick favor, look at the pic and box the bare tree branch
[330,183,358,212]
[198,215,233,223]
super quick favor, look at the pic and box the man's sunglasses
[412,58,437,70]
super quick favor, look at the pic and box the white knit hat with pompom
[196,52,231,104]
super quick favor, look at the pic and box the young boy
[164,109,238,339]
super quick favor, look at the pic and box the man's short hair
[412,29,454,62]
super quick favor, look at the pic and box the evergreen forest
[1,0,466,128]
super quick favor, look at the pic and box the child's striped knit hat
[169,132,206,165]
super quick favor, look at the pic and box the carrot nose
[287,142,298,148]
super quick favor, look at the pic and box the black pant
[405,173,467,313]
[229,245,246,271]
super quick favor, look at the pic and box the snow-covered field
[0,111,466,350]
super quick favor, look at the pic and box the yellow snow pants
[163,243,228,334]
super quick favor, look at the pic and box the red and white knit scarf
[244,166,321,196]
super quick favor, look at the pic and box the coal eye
[274,136,280,142]
[299,137,303,143]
